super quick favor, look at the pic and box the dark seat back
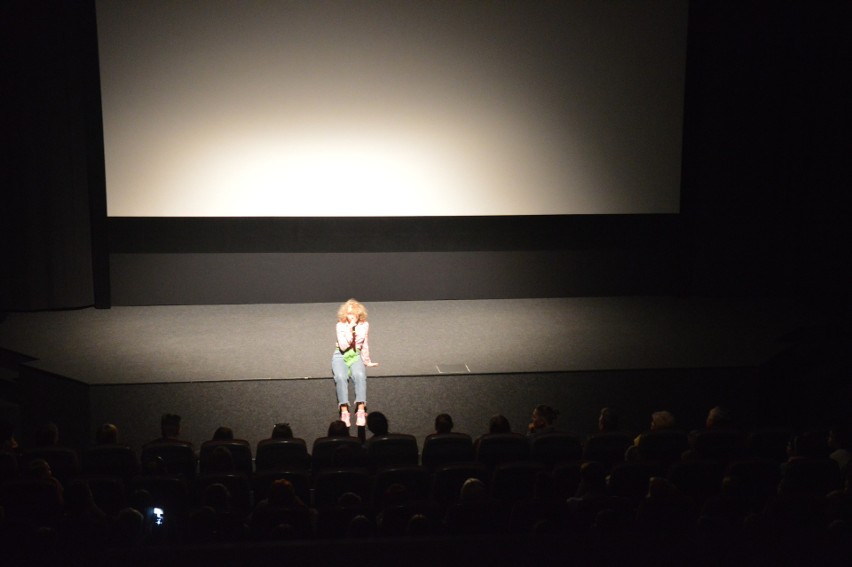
[421,433,474,469]
[255,438,310,471]
[528,431,583,467]
[475,433,529,468]
[82,445,140,481]
[582,432,634,471]
[367,434,419,469]
[199,439,253,476]
[141,442,197,481]
[311,437,364,473]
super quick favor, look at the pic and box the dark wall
[107,215,685,304]
[681,1,852,300]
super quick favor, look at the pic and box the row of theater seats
[1,428,845,541]
[1,427,800,487]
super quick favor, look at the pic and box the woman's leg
[350,358,367,406]
[331,351,351,407]
[350,359,368,426]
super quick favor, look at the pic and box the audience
[1,403,848,562]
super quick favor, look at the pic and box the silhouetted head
[367,412,389,436]
[706,406,734,429]
[650,411,675,431]
[272,423,294,439]
[434,413,454,435]
[327,420,350,437]
[95,423,119,445]
[488,414,511,434]
[212,426,233,440]
[35,422,59,446]
[598,407,620,432]
[160,414,182,438]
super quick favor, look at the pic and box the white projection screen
[97,0,687,218]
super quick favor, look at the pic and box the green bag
[343,349,360,375]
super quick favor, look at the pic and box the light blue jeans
[332,349,366,407]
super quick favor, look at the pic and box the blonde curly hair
[337,299,368,323]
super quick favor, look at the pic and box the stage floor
[0,296,817,386]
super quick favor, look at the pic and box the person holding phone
[332,299,378,428]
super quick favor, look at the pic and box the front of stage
[0,296,823,451]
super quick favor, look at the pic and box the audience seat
[199,439,253,476]
[372,464,431,506]
[475,433,529,468]
[528,431,583,468]
[636,429,689,465]
[193,471,253,515]
[69,475,128,517]
[311,437,364,473]
[366,434,419,469]
[490,461,546,502]
[313,468,372,508]
[0,477,63,527]
[253,469,311,505]
[582,432,633,471]
[421,433,474,469]
[255,438,310,471]
[691,429,745,464]
[81,444,140,482]
[22,446,81,485]
[430,461,490,506]
[746,428,793,463]
[141,442,198,481]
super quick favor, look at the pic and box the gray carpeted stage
[0,297,820,452]
[0,297,812,384]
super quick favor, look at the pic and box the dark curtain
[1,0,107,311]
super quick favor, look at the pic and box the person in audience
[597,407,621,433]
[473,414,512,454]
[527,405,559,435]
[828,422,851,473]
[248,478,312,540]
[34,421,61,447]
[212,426,234,440]
[443,477,501,535]
[327,420,351,437]
[366,411,389,437]
[332,299,378,429]
[488,414,511,434]
[626,410,676,461]
[55,480,109,553]
[206,445,235,474]
[94,423,119,445]
[25,457,64,503]
[271,423,294,439]
[565,461,613,531]
[433,413,454,435]
[1,418,21,454]
[145,413,193,448]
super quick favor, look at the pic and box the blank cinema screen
[97,1,687,217]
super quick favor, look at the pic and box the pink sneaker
[340,407,351,427]
[356,408,367,427]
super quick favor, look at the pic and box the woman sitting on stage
[332,299,378,428]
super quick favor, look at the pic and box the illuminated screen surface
[97,1,687,217]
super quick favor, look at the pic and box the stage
[0,296,822,451]
[0,296,811,384]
